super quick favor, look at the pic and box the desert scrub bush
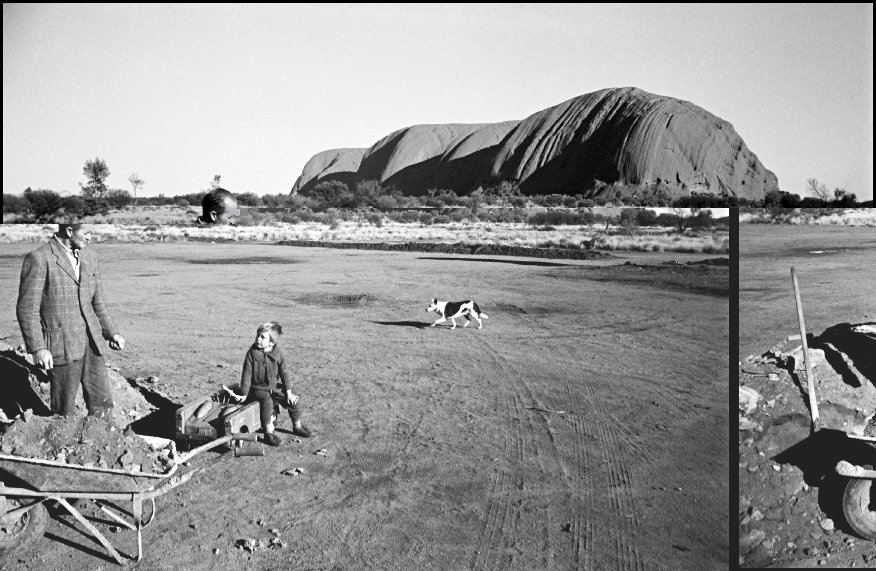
[528,210,593,226]
[366,212,384,227]
[20,188,65,222]
[385,210,421,224]
[375,195,398,210]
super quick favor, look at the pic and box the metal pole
[791,267,819,432]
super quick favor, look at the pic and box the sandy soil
[738,223,876,568]
[1,242,728,570]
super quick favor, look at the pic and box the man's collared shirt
[53,235,80,281]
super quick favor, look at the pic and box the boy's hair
[257,321,283,344]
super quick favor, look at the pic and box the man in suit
[16,224,126,418]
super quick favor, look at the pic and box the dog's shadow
[369,320,431,329]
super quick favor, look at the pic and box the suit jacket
[16,238,120,366]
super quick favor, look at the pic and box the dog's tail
[473,302,488,318]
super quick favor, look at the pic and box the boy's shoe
[264,432,281,446]
[292,425,312,438]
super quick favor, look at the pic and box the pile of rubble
[738,323,876,567]
[0,342,170,474]
[0,413,173,474]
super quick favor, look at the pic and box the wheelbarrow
[0,431,259,564]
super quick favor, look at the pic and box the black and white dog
[426,299,489,329]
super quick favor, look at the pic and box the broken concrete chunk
[739,417,763,432]
[740,529,766,552]
[739,386,761,415]
[793,348,825,370]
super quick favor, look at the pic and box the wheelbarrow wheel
[0,499,48,554]
[842,476,876,540]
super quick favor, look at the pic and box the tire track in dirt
[468,335,568,571]
[562,375,594,571]
[523,310,647,571]
[469,343,522,571]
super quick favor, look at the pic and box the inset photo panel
[738,207,876,567]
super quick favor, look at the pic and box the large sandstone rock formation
[292,87,778,200]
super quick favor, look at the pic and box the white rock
[739,417,763,432]
[739,386,761,415]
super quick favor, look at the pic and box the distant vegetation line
[4,173,868,224]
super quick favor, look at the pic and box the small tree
[128,173,144,207]
[806,178,832,203]
[669,207,702,233]
[81,157,110,198]
[79,157,111,216]
[211,174,222,190]
[832,188,856,207]
[618,208,642,235]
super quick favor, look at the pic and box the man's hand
[287,392,299,407]
[109,334,125,350]
[34,349,53,370]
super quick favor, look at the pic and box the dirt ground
[739,223,876,568]
[1,241,728,570]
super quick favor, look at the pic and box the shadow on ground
[125,379,181,440]
[773,428,876,534]
[369,320,431,329]
[812,322,876,390]
[0,351,52,419]
[417,256,571,267]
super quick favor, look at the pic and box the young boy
[234,322,311,446]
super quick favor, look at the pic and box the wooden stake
[791,267,819,432]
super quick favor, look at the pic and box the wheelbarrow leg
[96,497,148,561]
[53,497,127,566]
[133,496,143,562]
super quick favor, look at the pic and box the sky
[3,4,873,201]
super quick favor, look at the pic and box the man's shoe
[264,433,281,446]
[292,426,312,438]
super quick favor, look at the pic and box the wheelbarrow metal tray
[0,435,177,494]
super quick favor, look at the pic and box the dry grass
[740,208,876,226]
[81,205,199,225]
[0,222,728,254]
[595,233,728,253]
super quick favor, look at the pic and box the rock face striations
[291,87,778,200]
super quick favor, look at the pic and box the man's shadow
[0,351,52,419]
[774,428,876,533]
[811,322,876,388]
